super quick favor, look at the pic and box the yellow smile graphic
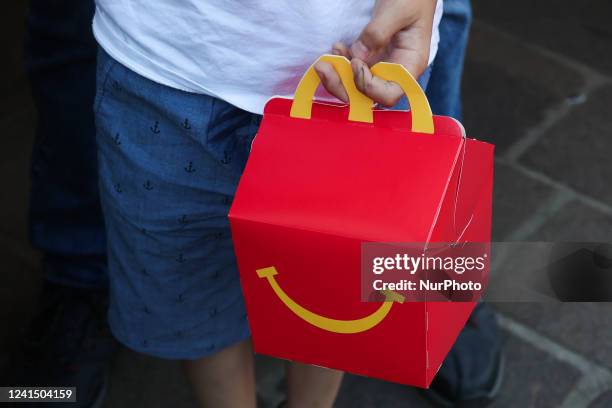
[257,267,405,334]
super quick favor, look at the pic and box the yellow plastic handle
[290,55,374,123]
[290,55,435,134]
[371,62,434,134]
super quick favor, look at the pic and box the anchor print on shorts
[150,121,160,134]
[184,161,196,173]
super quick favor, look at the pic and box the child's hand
[314,0,436,107]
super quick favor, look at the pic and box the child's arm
[315,0,437,107]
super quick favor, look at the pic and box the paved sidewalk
[2,0,612,407]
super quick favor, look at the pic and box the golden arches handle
[257,266,404,334]
[289,55,434,134]
[370,62,434,134]
[290,55,374,123]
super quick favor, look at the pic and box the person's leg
[95,48,261,407]
[95,45,348,407]
[425,0,472,120]
[184,339,256,408]
[423,1,504,406]
[27,0,107,288]
[286,362,343,408]
[12,1,116,406]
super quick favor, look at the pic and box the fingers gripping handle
[290,55,435,134]
[290,55,374,123]
[370,62,434,134]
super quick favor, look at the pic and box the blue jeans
[27,0,472,289]
[427,0,473,120]
[26,0,107,288]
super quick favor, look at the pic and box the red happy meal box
[229,56,494,387]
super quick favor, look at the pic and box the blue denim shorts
[95,48,260,359]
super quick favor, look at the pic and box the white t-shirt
[93,1,443,114]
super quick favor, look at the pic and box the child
[92,0,442,406]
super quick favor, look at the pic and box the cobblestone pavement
[2,1,612,407]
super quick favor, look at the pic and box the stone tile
[462,22,585,152]
[335,374,429,408]
[103,349,197,408]
[491,201,612,368]
[335,329,581,408]
[486,242,557,302]
[528,200,612,242]
[590,390,612,408]
[472,0,612,76]
[492,163,558,240]
[490,330,581,408]
[520,86,612,204]
[495,303,612,370]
